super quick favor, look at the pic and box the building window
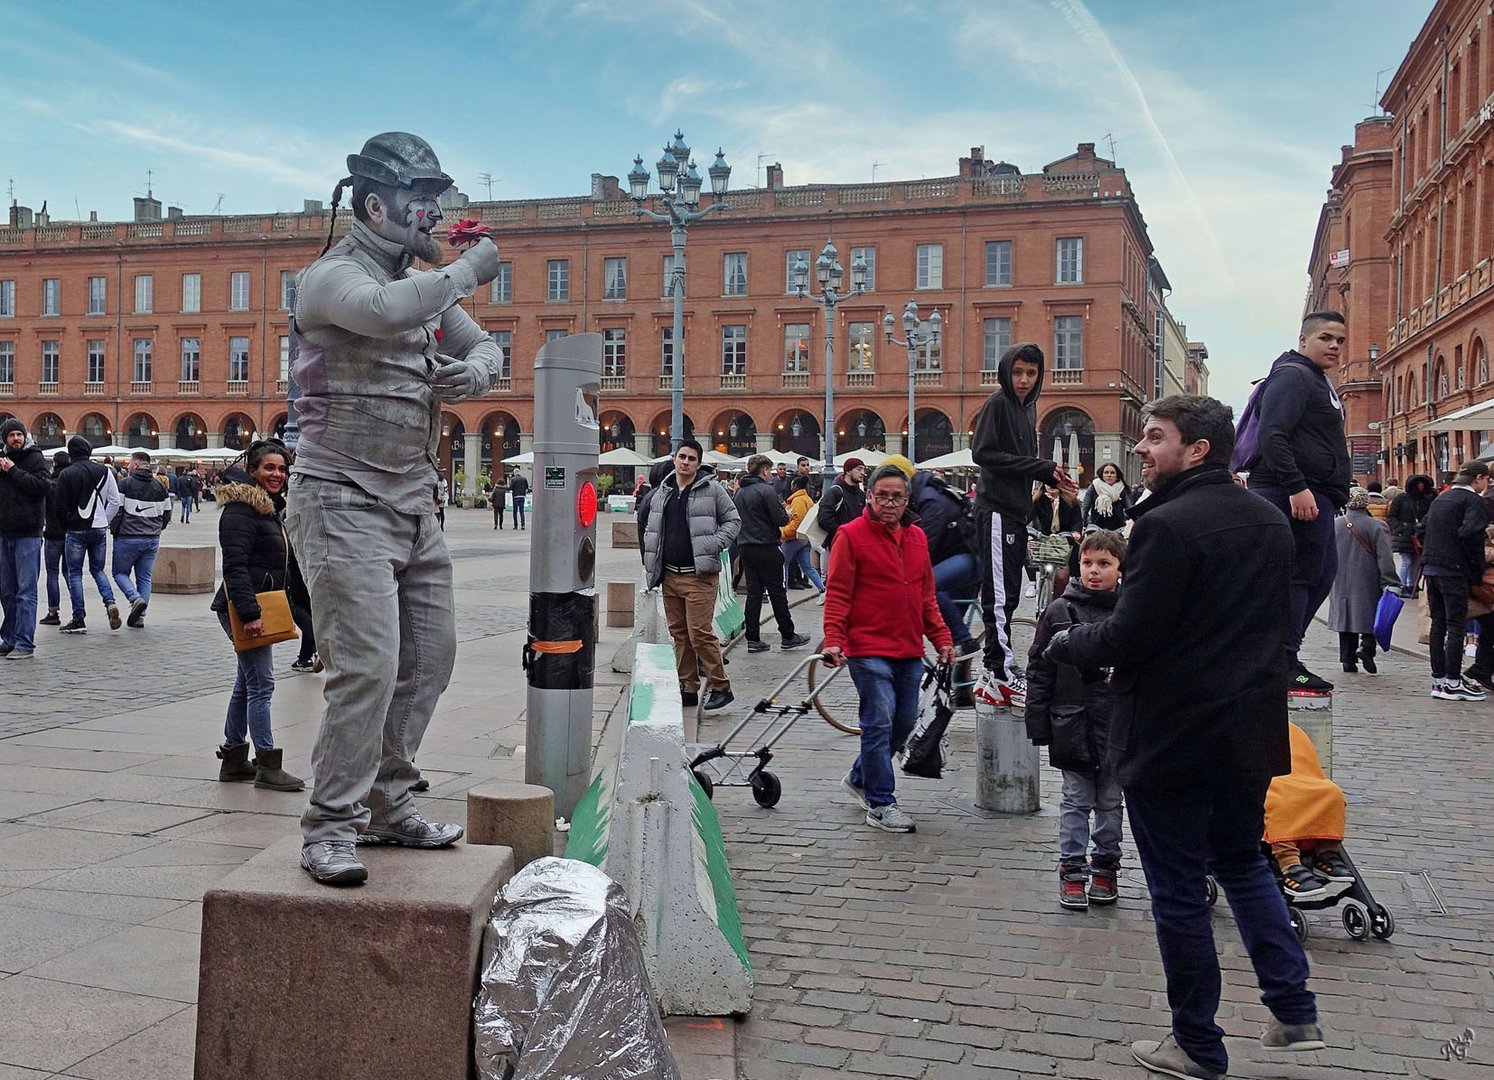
[850,247,876,291]
[280,270,294,310]
[545,329,567,343]
[601,328,627,377]
[489,331,512,379]
[181,273,201,314]
[87,340,105,383]
[0,280,13,317]
[721,325,747,375]
[490,262,512,304]
[785,249,811,293]
[848,323,875,371]
[604,258,627,300]
[180,338,201,382]
[133,275,153,314]
[982,318,1012,369]
[132,338,153,382]
[88,276,107,315]
[279,336,291,383]
[230,271,250,311]
[41,341,59,384]
[661,327,675,376]
[42,279,60,316]
[984,241,1012,286]
[546,259,569,302]
[916,244,943,289]
[229,336,250,382]
[915,321,941,371]
[783,323,811,372]
[1056,237,1084,283]
[1054,315,1084,369]
[661,254,678,298]
[723,253,748,296]
[0,341,12,383]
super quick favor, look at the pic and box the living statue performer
[287,132,503,886]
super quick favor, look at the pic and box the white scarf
[1091,478,1126,518]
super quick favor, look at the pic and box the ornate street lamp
[883,300,941,461]
[793,240,869,481]
[626,133,730,452]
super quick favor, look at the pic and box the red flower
[447,218,492,247]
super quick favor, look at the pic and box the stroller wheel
[1369,905,1395,940]
[750,771,782,808]
[692,770,715,800]
[1204,877,1218,906]
[1342,902,1370,940]
[1289,907,1309,943]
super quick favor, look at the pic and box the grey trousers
[286,476,457,844]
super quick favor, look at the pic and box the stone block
[195,836,513,1080]
[153,545,216,595]
[607,580,636,628]
[612,519,640,549]
[466,781,556,870]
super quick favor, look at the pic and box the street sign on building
[1329,249,1351,268]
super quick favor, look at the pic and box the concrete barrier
[611,519,640,548]
[195,836,513,1080]
[606,580,636,627]
[565,642,752,1016]
[153,545,215,594]
[974,701,1040,813]
[466,781,556,869]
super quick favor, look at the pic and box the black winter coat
[1247,351,1352,509]
[1063,464,1293,788]
[909,470,973,565]
[816,478,865,548]
[0,442,51,539]
[971,343,1060,518]
[43,462,68,541]
[1388,474,1434,554]
[734,474,789,545]
[1420,486,1489,579]
[1024,582,1118,773]
[210,481,295,622]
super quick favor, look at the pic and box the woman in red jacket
[821,464,955,832]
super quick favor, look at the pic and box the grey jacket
[1328,508,1397,634]
[642,470,741,588]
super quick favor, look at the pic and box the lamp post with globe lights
[883,300,941,462]
[792,240,869,483]
[627,131,731,453]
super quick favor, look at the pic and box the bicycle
[1027,531,1074,618]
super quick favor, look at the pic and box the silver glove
[454,236,502,287]
[430,353,487,403]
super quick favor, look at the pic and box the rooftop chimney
[89,211,98,222]
[133,195,162,222]
[10,204,33,228]
[303,199,323,215]
[766,163,784,190]
[167,206,183,219]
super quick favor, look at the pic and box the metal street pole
[669,223,687,451]
[793,241,868,486]
[883,300,940,464]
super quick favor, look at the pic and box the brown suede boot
[252,748,305,792]
[216,742,257,783]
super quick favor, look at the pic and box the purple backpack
[1230,373,1274,473]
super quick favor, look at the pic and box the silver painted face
[376,188,443,264]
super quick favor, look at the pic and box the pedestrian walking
[492,472,508,529]
[1388,474,1434,596]
[822,463,954,834]
[509,469,529,530]
[0,418,51,659]
[814,457,867,555]
[435,470,448,530]
[1328,486,1398,675]
[110,449,171,628]
[55,436,122,634]
[1245,310,1353,692]
[1046,395,1322,1080]
[38,450,68,627]
[176,467,199,523]
[779,476,825,600]
[734,454,810,654]
[211,442,305,793]
[1419,460,1491,701]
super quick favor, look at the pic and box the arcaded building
[0,142,1201,484]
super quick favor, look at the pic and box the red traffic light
[577,481,597,528]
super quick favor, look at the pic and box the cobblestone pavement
[703,602,1494,1079]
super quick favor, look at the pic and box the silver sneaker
[1132,1034,1224,1079]
[866,803,916,833]
[840,771,869,810]
[360,812,464,848]
[1261,1017,1326,1051]
[300,840,368,886]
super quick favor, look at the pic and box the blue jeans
[847,656,923,808]
[1396,551,1418,592]
[1126,779,1317,1074]
[1246,485,1338,655]
[180,495,192,523]
[64,528,115,621]
[780,539,824,592]
[44,537,64,613]
[513,495,526,528]
[1059,767,1123,866]
[218,611,277,752]
[0,536,42,652]
[111,536,159,605]
[933,552,979,646]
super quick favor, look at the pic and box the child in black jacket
[1025,530,1126,911]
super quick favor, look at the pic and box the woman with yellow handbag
[210,440,305,791]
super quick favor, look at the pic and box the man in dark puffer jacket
[0,418,53,657]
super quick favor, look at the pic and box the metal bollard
[974,701,1040,813]
[1288,691,1332,778]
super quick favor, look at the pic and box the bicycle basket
[1030,534,1072,567]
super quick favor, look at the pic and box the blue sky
[1,0,1431,408]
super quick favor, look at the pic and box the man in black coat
[1419,459,1491,700]
[1047,395,1321,1079]
[0,418,53,657]
[734,454,809,653]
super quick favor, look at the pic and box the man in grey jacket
[287,132,505,886]
[642,439,740,712]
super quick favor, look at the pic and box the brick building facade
[1,142,1202,485]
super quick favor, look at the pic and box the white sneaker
[866,803,916,832]
[973,670,1025,710]
[1439,679,1487,701]
[840,771,869,810]
[1024,582,1037,598]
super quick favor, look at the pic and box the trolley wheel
[1204,877,1218,906]
[750,771,782,808]
[691,770,714,800]
[1369,905,1395,940]
[1289,907,1309,943]
[807,659,861,735]
[1342,902,1370,940]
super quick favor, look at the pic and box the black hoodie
[1247,350,1351,509]
[0,435,51,539]
[971,343,1059,518]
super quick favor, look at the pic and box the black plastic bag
[901,665,954,779]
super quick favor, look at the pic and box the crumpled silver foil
[474,857,682,1080]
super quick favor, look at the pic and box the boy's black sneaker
[1088,860,1119,905]
[746,640,770,654]
[1281,863,1330,902]
[39,611,60,626]
[1288,661,1333,692]
[702,689,735,713]
[1059,865,1089,910]
[60,619,87,634]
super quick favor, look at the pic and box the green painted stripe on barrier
[629,681,656,725]
[713,551,745,641]
[563,769,611,866]
[689,774,751,972]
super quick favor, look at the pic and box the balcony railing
[912,370,943,386]
[846,371,875,388]
[658,374,675,391]
[981,370,1001,386]
[38,381,59,395]
[0,382,12,396]
[600,375,626,391]
[178,380,200,394]
[719,373,746,390]
[491,377,511,393]
[1050,368,1083,385]
[83,381,105,396]
[226,380,249,396]
[781,372,811,389]
[130,380,152,394]
[275,379,288,395]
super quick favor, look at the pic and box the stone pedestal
[974,701,1040,813]
[606,581,636,627]
[154,546,216,594]
[466,782,556,870]
[611,519,639,549]
[195,837,513,1080]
